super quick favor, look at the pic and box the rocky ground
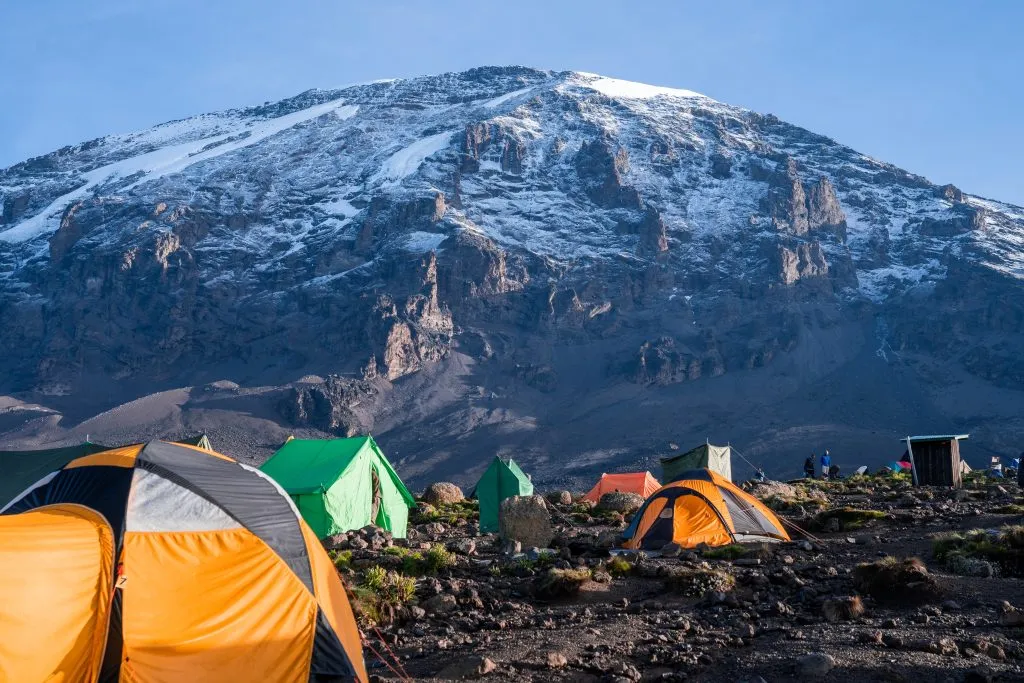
[327,474,1024,682]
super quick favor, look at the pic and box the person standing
[804,454,816,479]
[821,450,832,480]
[1018,451,1024,488]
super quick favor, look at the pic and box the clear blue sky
[2,1,1022,205]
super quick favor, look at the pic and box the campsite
[2,3,1024,682]
[2,434,1023,681]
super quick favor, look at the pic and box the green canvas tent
[661,442,732,483]
[259,436,416,539]
[177,433,213,451]
[0,442,109,507]
[472,456,534,533]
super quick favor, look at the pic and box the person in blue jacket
[821,449,832,480]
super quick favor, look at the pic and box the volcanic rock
[498,495,554,548]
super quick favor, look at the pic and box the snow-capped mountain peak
[0,66,1020,476]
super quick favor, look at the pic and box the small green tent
[177,433,213,451]
[661,442,732,483]
[472,456,534,533]
[0,442,109,507]
[259,436,416,539]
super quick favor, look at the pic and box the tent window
[126,469,241,532]
[719,489,782,536]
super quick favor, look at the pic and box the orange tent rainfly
[621,468,789,550]
[0,441,368,683]
[583,471,661,503]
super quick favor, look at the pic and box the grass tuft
[853,556,943,604]
[423,544,456,573]
[703,544,748,561]
[810,507,888,532]
[329,549,353,572]
[410,500,479,525]
[663,565,735,597]
[363,565,387,591]
[533,567,594,599]
[823,595,865,622]
[606,555,634,577]
[351,570,418,626]
[933,525,1024,576]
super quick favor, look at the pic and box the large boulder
[499,495,554,548]
[596,492,645,514]
[423,482,465,505]
[747,481,799,500]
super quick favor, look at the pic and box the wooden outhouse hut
[903,434,969,488]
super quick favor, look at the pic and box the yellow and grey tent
[622,468,789,550]
[0,441,367,682]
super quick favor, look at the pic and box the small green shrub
[363,564,388,590]
[810,507,888,532]
[350,585,382,625]
[663,566,735,596]
[703,544,748,561]
[329,550,353,572]
[533,567,593,599]
[511,557,536,574]
[401,551,424,575]
[934,525,1024,576]
[993,504,1024,515]
[606,556,634,577]
[423,544,456,573]
[393,544,456,575]
[410,500,479,525]
[351,570,418,626]
[382,545,409,557]
[381,571,417,604]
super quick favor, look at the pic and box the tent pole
[905,436,919,486]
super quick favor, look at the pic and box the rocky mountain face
[0,66,1021,486]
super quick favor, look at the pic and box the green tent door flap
[293,493,330,538]
[259,435,415,539]
[661,443,732,483]
[474,457,534,533]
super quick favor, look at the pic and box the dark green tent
[0,442,109,507]
[259,436,416,539]
[661,442,732,483]
[472,456,534,533]
[177,433,213,451]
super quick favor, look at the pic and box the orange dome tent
[0,440,367,683]
[621,468,789,550]
[583,471,661,503]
